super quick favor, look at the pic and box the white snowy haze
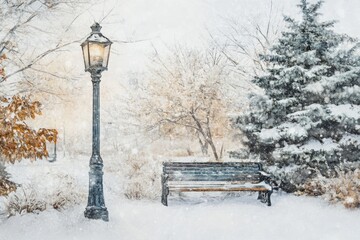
[3,2,360,239]
[16,0,360,155]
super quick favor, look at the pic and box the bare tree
[0,1,89,194]
[210,0,283,81]
[129,45,230,161]
[0,0,84,97]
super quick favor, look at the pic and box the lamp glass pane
[102,44,111,69]
[82,43,90,70]
[89,43,105,68]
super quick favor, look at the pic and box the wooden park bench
[161,162,275,206]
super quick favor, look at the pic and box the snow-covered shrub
[2,185,46,217]
[122,151,162,200]
[0,173,86,217]
[324,169,360,209]
[47,173,86,210]
[297,178,326,197]
[296,169,360,209]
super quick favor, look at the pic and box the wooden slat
[164,162,260,165]
[165,167,260,171]
[167,180,260,185]
[163,162,262,170]
[169,187,269,192]
[167,176,261,182]
[165,171,262,177]
[166,172,260,176]
[168,184,268,189]
[164,164,261,170]
[167,181,269,186]
[165,168,260,173]
[167,172,261,176]
[164,164,260,169]
[163,162,261,166]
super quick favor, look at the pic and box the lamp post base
[84,206,109,222]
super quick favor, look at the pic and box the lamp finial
[91,22,102,33]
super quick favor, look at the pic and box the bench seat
[161,162,274,206]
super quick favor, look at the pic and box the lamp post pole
[84,70,109,221]
[81,23,112,222]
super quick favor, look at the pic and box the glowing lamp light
[81,23,112,72]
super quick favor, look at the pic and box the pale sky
[28,0,360,143]
[69,0,360,80]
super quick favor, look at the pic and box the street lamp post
[81,22,112,222]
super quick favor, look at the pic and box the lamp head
[81,23,112,73]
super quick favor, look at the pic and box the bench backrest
[163,162,263,182]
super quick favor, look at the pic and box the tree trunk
[207,139,219,161]
[198,135,209,155]
[191,112,219,161]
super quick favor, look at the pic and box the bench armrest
[258,171,271,177]
[258,171,279,191]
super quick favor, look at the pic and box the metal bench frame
[161,162,273,206]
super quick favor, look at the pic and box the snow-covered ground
[2,194,360,240]
[1,158,360,240]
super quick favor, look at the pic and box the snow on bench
[161,162,274,206]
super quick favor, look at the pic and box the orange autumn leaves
[0,95,57,163]
[0,54,6,79]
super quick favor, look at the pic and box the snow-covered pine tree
[233,0,360,192]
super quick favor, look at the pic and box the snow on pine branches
[233,0,360,192]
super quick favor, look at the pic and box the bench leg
[258,191,272,206]
[161,175,169,206]
[267,190,272,207]
[258,192,266,203]
[161,188,169,206]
